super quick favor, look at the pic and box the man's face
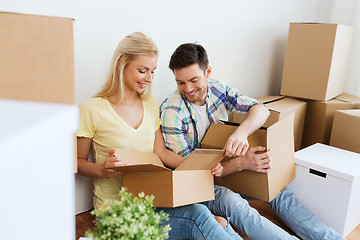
[173,63,210,106]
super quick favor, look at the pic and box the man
[160,43,343,240]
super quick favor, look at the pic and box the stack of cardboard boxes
[279,22,360,237]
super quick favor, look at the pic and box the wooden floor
[76,200,360,240]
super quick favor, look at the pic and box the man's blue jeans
[201,185,343,240]
[157,203,241,239]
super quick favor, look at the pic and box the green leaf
[85,187,171,240]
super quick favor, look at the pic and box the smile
[138,82,147,88]
[186,90,198,97]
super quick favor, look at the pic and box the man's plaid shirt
[160,79,259,157]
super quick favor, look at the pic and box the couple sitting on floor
[76,32,344,239]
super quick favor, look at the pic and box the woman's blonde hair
[95,32,158,103]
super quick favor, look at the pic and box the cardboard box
[330,109,360,154]
[110,148,224,208]
[0,12,75,104]
[281,23,353,101]
[288,143,360,237]
[233,96,306,151]
[0,12,77,173]
[302,93,360,148]
[201,113,295,202]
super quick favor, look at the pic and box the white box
[288,143,360,237]
[0,100,78,240]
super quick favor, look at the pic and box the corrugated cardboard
[281,23,354,101]
[202,113,295,202]
[0,12,77,172]
[330,109,360,154]
[233,96,306,151]
[0,12,75,104]
[288,143,360,237]
[110,148,224,207]
[302,93,360,148]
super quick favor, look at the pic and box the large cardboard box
[0,12,78,175]
[281,23,353,101]
[233,96,306,151]
[330,109,360,154]
[202,114,295,202]
[0,12,75,104]
[302,93,360,148]
[288,143,360,237]
[111,149,224,208]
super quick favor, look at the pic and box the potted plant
[85,187,171,240]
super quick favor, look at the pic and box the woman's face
[123,54,158,94]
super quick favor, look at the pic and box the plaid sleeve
[223,82,261,115]
[160,105,195,158]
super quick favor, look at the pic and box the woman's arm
[77,137,124,178]
[153,129,185,169]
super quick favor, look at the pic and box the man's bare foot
[215,216,228,227]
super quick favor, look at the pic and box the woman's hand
[211,163,224,177]
[99,148,127,178]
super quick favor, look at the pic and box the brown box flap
[108,149,169,172]
[266,97,306,113]
[175,149,224,171]
[335,93,360,107]
[257,96,285,104]
[201,123,238,149]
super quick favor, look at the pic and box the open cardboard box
[109,148,224,207]
[202,113,295,202]
[233,96,306,151]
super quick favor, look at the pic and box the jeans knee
[189,204,214,219]
[216,186,248,206]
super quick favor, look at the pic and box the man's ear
[205,65,212,79]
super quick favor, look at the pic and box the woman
[76,32,241,239]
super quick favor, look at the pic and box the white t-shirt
[190,103,210,142]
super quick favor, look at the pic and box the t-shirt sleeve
[76,100,96,138]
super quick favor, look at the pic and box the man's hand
[223,104,270,158]
[211,163,224,177]
[223,128,249,157]
[242,146,272,173]
[221,146,272,177]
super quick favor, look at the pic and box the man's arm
[221,146,272,177]
[223,103,269,157]
[154,129,224,176]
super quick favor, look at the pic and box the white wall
[2,0,319,104]
[316,0,360,97]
